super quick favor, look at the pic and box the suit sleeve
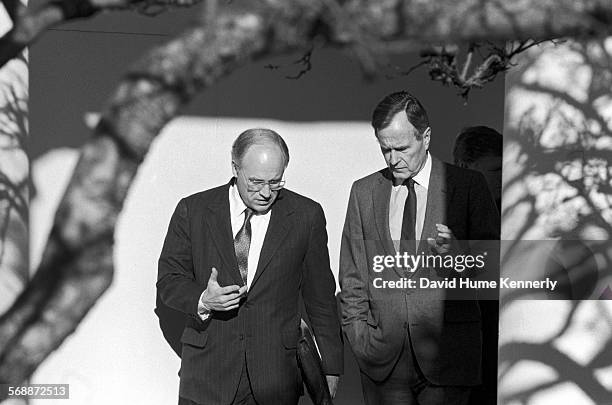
[301,202,344,375]
[467,171,501,280]
[338,183,370,357]
[468,170,500,241]
[157,198,204,317]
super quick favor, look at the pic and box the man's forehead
[239,149,285,179]
[377,130,415,147]
[241,144,284,165]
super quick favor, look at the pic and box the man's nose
[259,184,272,198]
[389,150,399,165]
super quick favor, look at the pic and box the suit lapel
[372,171,405,279]
[250,193,293,289]
[418,157,449,254]
[203,183,244,286]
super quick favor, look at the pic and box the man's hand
[427,223,460,255]
[200,267,247,311]
[326,375,339,398]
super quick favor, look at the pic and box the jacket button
[239,333,244,340]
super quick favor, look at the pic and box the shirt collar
[412,152,431,190]
[391,152,432,190]
[229,180,248,219]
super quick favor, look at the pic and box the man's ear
[423,127,431,150]
[231,161,238,178]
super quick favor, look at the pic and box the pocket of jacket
[180,327,209,348]
[366,311,379,328]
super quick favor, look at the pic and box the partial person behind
[452,125,502,405]
[453,126,502,211]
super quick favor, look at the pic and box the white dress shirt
[198,183,272,319]
[228,183,272,289]
[389,152,431,252]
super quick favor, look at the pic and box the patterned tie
[400,178,417,256]
[234,208,255,286]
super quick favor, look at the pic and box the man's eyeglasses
[234,164,286,192]
[246,178,286,192]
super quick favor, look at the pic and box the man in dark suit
[157,128,343,405]
[339,92,500,405]
[453,125,503,405]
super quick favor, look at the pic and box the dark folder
[297,319,334,405]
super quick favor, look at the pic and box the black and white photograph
[0,1,611,405]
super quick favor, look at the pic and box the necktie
[400,178,417,256]
[235,208,255,286]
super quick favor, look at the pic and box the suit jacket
[157,182,343,404]
[339,156,500,385]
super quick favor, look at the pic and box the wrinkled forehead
[376,129,419,149]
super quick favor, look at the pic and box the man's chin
[391,170,410,182]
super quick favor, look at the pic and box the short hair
[231,128,290,167]
[453,126,503,166]
[371,91,430,139]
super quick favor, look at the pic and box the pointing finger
[435,223,451,233]
[436,232,451,241]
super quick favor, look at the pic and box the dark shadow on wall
[499,38,612,404]
[0,52,29,308]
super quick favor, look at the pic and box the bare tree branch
[0,0,203,68]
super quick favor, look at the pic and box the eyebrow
[381,144,410,151]
[248,176,282,182]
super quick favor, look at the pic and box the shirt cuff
[197,290,211,320]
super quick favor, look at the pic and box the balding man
[157,128,343,404]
